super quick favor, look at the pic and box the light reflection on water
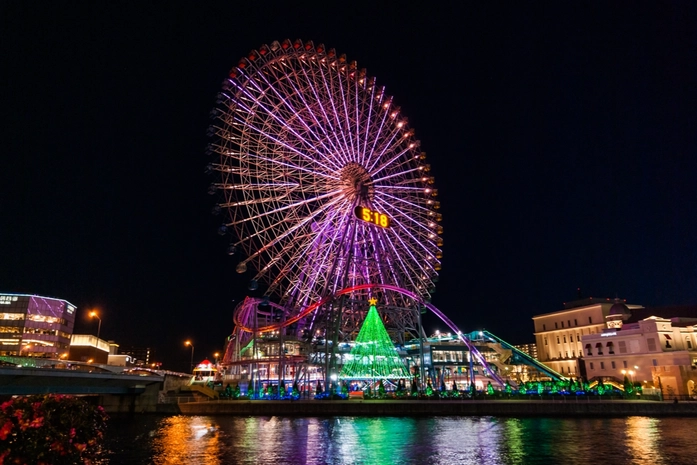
[103,415,697,465]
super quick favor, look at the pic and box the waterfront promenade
[173,399,697,417]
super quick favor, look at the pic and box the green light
[340,302,410,380]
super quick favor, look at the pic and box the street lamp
[214,352,220,365]
[89,311,102,340]
[185,340,195,372]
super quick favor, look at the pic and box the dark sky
[2,2,696,371]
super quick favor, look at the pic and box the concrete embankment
[173,399,697,417]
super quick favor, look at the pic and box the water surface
[103,415,697,464]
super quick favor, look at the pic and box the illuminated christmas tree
[340,298,410,380]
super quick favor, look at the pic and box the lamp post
[185,340,195,372]
[89,311,102,340]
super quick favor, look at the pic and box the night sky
[2,3,696,372]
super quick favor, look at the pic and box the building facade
[532,298,642,377]
[0,293,76,358]
[582,306,697,397]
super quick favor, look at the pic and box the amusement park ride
[206,39,561,395]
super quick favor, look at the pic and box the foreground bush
[0,394,108,465]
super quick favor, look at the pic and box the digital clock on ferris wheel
[354,206,390,228]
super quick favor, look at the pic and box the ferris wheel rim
[209,39,443,311]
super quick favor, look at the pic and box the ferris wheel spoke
[246,152,341,182]
[295,62,352,166]
[366,125,406,173]
[370,163,421,185]
[373,197,441,256]
[251,68,345,168]
[226,189,342,227]
[237,194,348,267]
[363,96,395,170]
[227,82,340,173]
[374,225,423,291]
[316,62,354,164]
[372,198,436,266]
[379,191,440,217]
[380,229,432,293]
[270,198,350,293]
[335,69,358,161]
[364,223,403,289]
[358,81,378,166]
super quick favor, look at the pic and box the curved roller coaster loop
[232,283,506,386]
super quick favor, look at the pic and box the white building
[532,297,642,377]
[582,304,697,397]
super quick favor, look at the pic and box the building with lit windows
[532,297,642,377]
[0,293,76,358]
[118,345,155,366]
[514,343,538,360]
[582,304,697,397]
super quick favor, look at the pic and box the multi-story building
[118,345,154,366]
[514,343,538,360]
[582,304,697,396]
[0,293,76,358]
[532,297,642,377]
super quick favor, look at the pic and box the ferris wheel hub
[340,162,373,202]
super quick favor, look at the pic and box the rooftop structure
[0,293,76,358]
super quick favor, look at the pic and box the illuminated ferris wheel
[207,39,443,328]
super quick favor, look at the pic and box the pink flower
[29,416,44,428]
[0,421,13,441]
[70,428,76,438]
[0,401,12,413]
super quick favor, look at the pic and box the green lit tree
[292,381,300,399]
[340,300,410,381]
[425,379,434,397]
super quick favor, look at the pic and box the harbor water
[100,415,697,464]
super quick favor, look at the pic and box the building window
[600,362,605,370]
[566,351,569,358]
[561,321,565,328]
[555,322,558,329]
[570,334,574,342]
[572,350,575,357]
[585,344,592,356]
[574,319,578,326]
[611,361,616,369]
[607,342,614,354]
[590,362,594,370]
[563,336,567,343]
[665,335,672,348]
[623,361,627,368]
[568,320,571,327]
[543,324,546,331]
[558,352,562,359]
[647,338,656,352]
[652,359,657,367]
[687,338,693,349]
[619,340,627,354]
[544,337,548,346]
[557,336,560,344]
[596,343,603,355]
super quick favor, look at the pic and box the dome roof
[608,301,630,316]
